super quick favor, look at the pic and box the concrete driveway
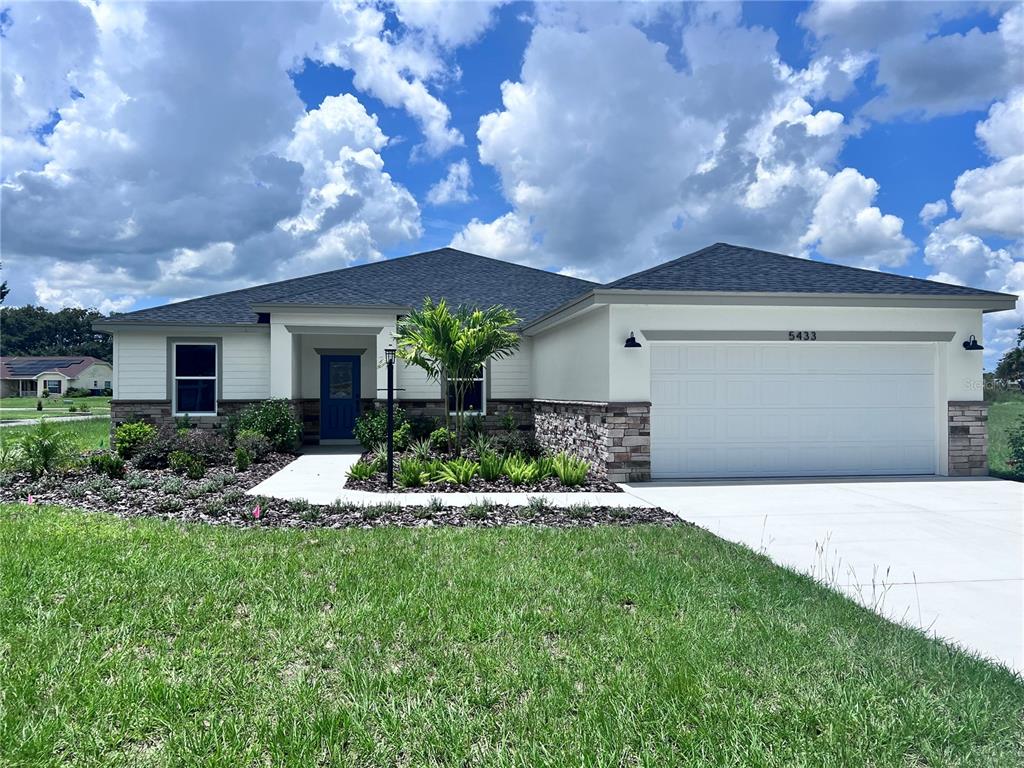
[621,477,1024,674]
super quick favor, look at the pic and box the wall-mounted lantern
[624,332,642,349]
[962,335,984,351]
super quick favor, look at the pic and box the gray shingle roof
[103,242,1010,329]
[604,242,1009,297]
[104,248,599,326]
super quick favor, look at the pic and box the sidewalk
[246,450,651,508]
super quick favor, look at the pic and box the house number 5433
[788,331,817,341]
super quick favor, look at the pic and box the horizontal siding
[223,333,271,400]
[490,340,531,399]
[398,360,439,400]
[115,332,167,399]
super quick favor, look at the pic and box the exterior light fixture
[624,332,642,349]
[962,335,984,351]
[385,347,396,364]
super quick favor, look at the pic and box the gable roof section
[101,248,599,327]
[604,242,1011,298]
[0,356,110,380]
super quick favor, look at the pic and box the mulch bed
[0,455,678,530]
[345,474,621,494]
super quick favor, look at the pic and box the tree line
[0,305,112,360]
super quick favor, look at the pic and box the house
[94,244,1016,481]
[0,356,114,398]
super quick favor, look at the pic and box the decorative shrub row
[347,451,590,489]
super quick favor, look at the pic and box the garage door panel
[650,342,937,478]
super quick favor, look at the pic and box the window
[174,343,217,415]
[104,381,111,390]
[46,380,61,394]
[447,365,485,415]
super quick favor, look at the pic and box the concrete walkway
[622,477,1024,674]
[246,448,650,508]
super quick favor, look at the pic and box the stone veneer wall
[947,401,988,477]
[533,400,651,483]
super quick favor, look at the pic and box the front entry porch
[267,309,397,444]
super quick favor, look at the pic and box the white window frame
[172,342,218,416]
[447,365,486,416]
[45,379,61,395]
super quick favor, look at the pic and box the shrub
[479,451,504,481]
[436,457,478,486]
[526,496,549,516]
[114,421,157,459]
[175,429,231,466]
[35,400,42,412]
[0,442,24,473]
[552,452,589,487]
[464,415,485,438]
[494,431,540,458]
[429,427,455,452]
[288,498,312,515]
[65,387,92,398]
[408,438,432,461]
[346,459,379,481]
[503,454,539,486]
[235,399,302,452]
[1007,416,1024,477]
[130,426,177,469]
[500,410,518,432]
[89,452,126,479]
[535,455,556,480]
[397,458,430,488]
[202,499,226,517]
[567,503,594,519]
[236,429,272,462]
[68,404,78,413]
[154,497,184,514]
[408,415,438,441]
[125,472,153,490]
[234,447,252,472]
[469,432,494,457]
[221,489,244,505]
[19,420,78,478]
[465,499,494,520]
[159,476,184,495]
[354,407,411,451]
[168,450,206,480]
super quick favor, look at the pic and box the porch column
[270,322,295,398]
[376,322,397,400]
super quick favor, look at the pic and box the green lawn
[0,395,111,422]
[0,417,110,452]
[986,388,1024,478]
[1,505,1020,766]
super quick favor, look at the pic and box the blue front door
[320,355,360,439]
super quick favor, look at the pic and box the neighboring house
[94,244,1016,481]
[0,356,114,398]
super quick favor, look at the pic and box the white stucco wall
[73,362,113,391]
[531,306,611,402]
[606,303,984,403]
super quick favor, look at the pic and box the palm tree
[395,298,520,452]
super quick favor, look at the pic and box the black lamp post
[385,347,396,488]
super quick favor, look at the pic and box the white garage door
[650,343,936,478]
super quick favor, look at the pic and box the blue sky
[1,1,1021,363]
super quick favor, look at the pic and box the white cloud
[392,0,505,48]
[921,92,1024,366]
[0,1,451,310]
[455,11,902,278]
[919,199,948,224]
[426,159,474,205]
[800,168,914,268]
[801,2,1021,119]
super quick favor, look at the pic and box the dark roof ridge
[606,242,1012,297]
